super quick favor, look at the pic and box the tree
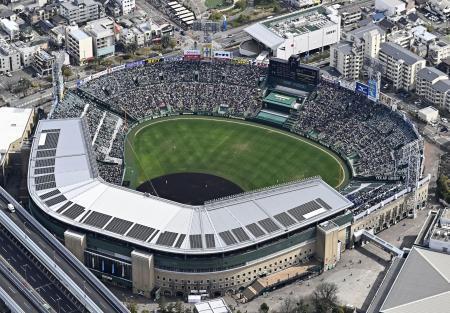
[278,297,295,313]
[259,302,270,313]
[126,301,138,313]
[161,35,171,49]
[61,65,73,78]
[312,282,339,313]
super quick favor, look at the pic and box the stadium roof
[28,118,352,255]
[379,247,450,313]
[0,107,33,164]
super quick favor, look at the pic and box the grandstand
[27,57,430,299]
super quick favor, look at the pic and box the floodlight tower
[49,51,65,117]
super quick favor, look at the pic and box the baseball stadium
[27,55,429,300]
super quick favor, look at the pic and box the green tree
[234,0,246,10]
[259,302,270,313]
[61,65,73,78]
[126,301,138,313]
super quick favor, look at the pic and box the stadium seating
[51,61,420,214]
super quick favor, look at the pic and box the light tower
[49,51,65,117]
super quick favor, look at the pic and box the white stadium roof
[28,118,352,255]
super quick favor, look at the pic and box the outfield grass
[124,117,349,191]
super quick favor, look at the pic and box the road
[0,190,128,313]
[0,199,84,312]
[0,264,41,313]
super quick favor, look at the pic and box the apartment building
[84,17,115,58]
[0,38,20,73]
[115,0,135,15]
[66,28,93,64]
[330,24,385,80]
[416,66,450,110]
[379,42,426,91]
[429,39,450,65]
[387,30,413,48]
[60,0,101,24]
[33,50,55,76]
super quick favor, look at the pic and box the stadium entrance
[136,173,243,205]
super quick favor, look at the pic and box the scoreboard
[268,55,320,88]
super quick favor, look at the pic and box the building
[29,118,357,298]
[330,24,385,80]
[13,42,40,67]
[417,106,439,123]
[410,25,437,45]
[378,42,426,91]
[84,17,115,58]
[367,246,450,313]
[375,0,406,17]
[287,0,320,9]
[415,66,450,109]
[429,0,450,18]
[244,5,341,60]
[0,18,19,41]
[66,28,93,65]
[0,107,35,185]
[60,0,101,25]
[429,39,450,65]
[337,4,362,27]
[427,209,450,253]
[115,0,135,15]
[0,38,21,73]
[33,49,55,76]
[387,30,413,48]
[27,111,429,299]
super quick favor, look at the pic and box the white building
[330,24,385,80]
[66,28,93,65]
[429,40,450,65]
[60,0,101,24]
[378,42,426,91]
[0,39,21,73]
[287,0,320,9]
[0,107,35,184]
[416,66,450,110]
[410,26,437,45]
[417,106,439,123]
[13,43,40,67]
[244,5,341,60]
[84,17,115,58]
[387,30,413,48]
[115,0,135,15]
[375,0,406,17]
[0,19,19,42]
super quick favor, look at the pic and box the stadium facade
[27,56,430,299]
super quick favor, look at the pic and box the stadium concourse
[26,57,430,300]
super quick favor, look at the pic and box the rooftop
[28,118,353,255]
[0,107,33,163]
[347,23,385,41]
[380,247,450,313]
[69,28,90,41]
[380,42,424,65]
[433,79,450,93]
[417,67,447,82]
[244,5,339,49]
